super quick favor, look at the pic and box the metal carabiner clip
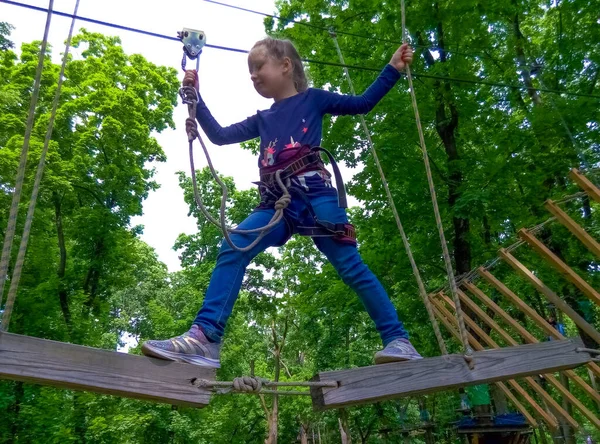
[177,28,206,71]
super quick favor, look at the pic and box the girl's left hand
[389,43,414,72]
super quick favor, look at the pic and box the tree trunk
[9,381,24,442]
[338,409,352,444]
[53,192,71,331]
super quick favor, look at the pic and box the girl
[142,37,422,368]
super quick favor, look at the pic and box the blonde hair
[251,37,308,92]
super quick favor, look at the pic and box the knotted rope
[399,0,473,366]
[191,376,338,396]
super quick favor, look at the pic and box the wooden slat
[438,293,580,430]
[310,328,590,411]
[0,332,214,407]
[449,292,600,429]
[569,168,600,203]
[478,267,600,380]
[545,199,600,258]
[463,282,536,343]
[499,249,600,344]
[456,289,515,345]
[518,229,600,306]
[463,282,600,405]
[430,299,549,429]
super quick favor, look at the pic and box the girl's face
[248,46,291,99]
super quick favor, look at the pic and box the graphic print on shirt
[284,136,302,150]
[261,138,278,167]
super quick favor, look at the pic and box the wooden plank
[0,332,214,407]
[463,282,600,405]
[429,300,548,429]
[499,249,600,344]
[569,168,600,203]
[437,294,580,430]
[479,267,600,380]
[545,199,600,258]
[518,229,600,306]
[310,331,590,411]
[447,292,600,429]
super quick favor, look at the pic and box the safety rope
[191,376,338,396]
[180,82,291,252]
[400,0,473,366]
[1,0,81,332]
[329,31,447,355]
[0,0,55,329]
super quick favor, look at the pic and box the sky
[1,0,362,271]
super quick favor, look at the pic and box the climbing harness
[257,144,356,243]
[178,31,356,251]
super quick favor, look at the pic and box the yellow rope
[400,0,473,365]
[0,0,55,330]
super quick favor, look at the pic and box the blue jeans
[193,193,408,345]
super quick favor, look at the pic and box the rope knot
[275,193,291,211]
[232,376,266,393]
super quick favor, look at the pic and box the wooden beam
[429,299,548,429]
[463,282,535,343]
[463,281,600,405]
[310,327,590,411]
[450,291,600,429]
[569,168,600,203]
[518,229,600,306]
[437,294,580,431]
[0,332,214,407]
[545,199,600,258]
[499,249,600,344]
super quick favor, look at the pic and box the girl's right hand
[183,69,199,91]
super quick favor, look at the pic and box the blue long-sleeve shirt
[196,64,401,197]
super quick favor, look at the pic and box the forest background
[0,0,599,442]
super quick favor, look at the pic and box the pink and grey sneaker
[141,325,221,368]
[374,338,423,364]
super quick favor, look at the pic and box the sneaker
[141,325,221,368]
[374,338,423,364]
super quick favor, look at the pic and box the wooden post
[437,294,580,431]
[569,168,600,203]
[518,229,600,306]
[0,332,214,407]
[429,299,548,429]
[545,199,600,258]
[478,267,600,379]
[451,291,600,429]
[499,249,600,344]
[463,281,600,405]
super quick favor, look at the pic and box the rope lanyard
[328,31,447,356]
[180,82,291,253]
[0,0,55,329]
[399,0,473,365]
[1,0,81,331]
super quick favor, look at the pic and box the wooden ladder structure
[312,168,600,432]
